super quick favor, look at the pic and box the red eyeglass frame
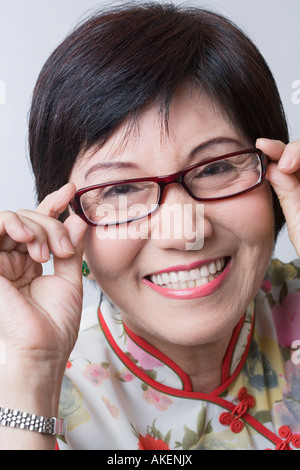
[70,148,267,226]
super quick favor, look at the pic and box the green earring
[82,260,91,277]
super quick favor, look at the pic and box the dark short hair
[29,2,288,237]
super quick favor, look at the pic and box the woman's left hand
[256,138,300,257]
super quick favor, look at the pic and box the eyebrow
[85,161,139,180]
[84,136,243,180]
[190,137,243,157]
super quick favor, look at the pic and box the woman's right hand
[0,182,88,366]
[0,183,88,448]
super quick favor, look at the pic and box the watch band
[0,407,67,435]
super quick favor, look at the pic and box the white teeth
[178,270,191,282]
[187,279,196,288]
[170,272,178,283]
[200,265,209,277]
[208,261,217,274]
[149,257,226,290]
[190,268,201,280]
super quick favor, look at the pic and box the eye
[102,183,145,198]
[197,161,235,177]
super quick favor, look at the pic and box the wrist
[0,354,66,417]
[0,407,67,435]
[0,358,66,449]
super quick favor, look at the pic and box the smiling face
[70,87,274,352]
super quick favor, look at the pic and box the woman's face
[70,87,274,351]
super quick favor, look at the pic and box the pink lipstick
[142,257,231,300]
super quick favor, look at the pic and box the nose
[150,184,213,251]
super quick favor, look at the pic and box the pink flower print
[116,366,135,382]
[101,395,119,419]
[261,280,272,293]
[83,362,110,386]
[143,387,173,411]
[272,292,300,348]
[123,371,134,382]
[127,336,164,370]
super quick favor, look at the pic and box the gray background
[0,0,299,261]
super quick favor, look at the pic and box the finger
[29,183,77,260]
[12,214,52,262]
[277,140,300,174]
[0,211,35,252]
[257,138,300,174]
[266,162,299,195]
[0,250,42,286]
[267,162,300,257]
[0,185,83,267]
[0,184,76,258]
[0,211,34,240]
[256,138,286,161]
[16,210,75,261]
[52,214,89,287]
[35,183,77,219]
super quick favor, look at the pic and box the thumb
[53,214,88,286]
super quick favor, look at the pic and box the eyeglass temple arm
[69,196,82,215]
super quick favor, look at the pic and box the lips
[143,257,231,299]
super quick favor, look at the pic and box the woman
[0,3,299,450]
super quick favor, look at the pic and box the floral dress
[57,259,300,450]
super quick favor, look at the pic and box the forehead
[70,88,243,183]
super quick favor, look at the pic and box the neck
[173,337,230,393]
[152,335,232,393]
[124,318,232,394]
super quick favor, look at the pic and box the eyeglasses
[70,148,267,226]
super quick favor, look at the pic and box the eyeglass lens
[79,152,262,225]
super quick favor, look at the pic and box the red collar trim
[98,307,255,398]
[123,322,193,392]
[221,313,246,383]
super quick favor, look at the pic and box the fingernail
[256,138,267,145]
[60,236,75,254]
[22,224,34,238]
[41,243,50,261]
[278,151,294,169]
